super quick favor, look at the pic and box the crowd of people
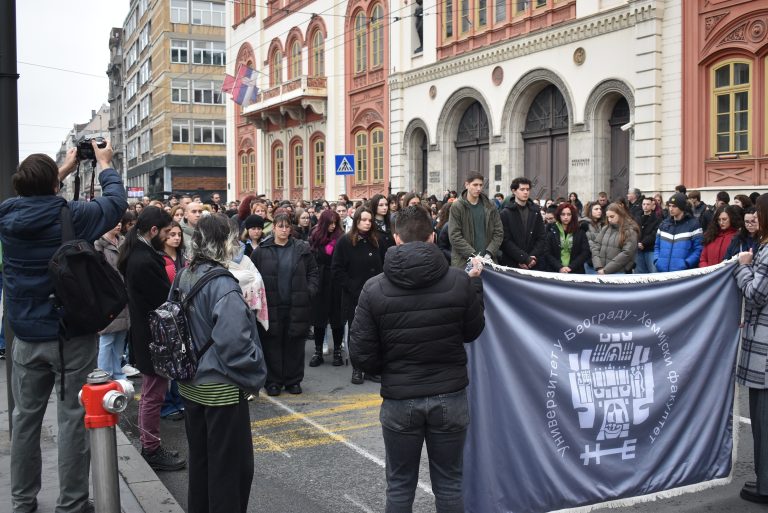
[5,137,768,513]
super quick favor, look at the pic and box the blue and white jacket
[653,213,703,272]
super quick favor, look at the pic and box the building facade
[56,105,111,200]
[682,0,768,194]
[227,0,693,203]
[107,27,125,180]
[227,0,394,201]
[121,0,228,200]
[391,0,684,203]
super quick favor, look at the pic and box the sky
[16,2,129,162]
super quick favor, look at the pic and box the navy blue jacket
[0,169,127,341]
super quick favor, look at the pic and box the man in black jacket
[500,177,546,269]
[635,197,661,273]
[118,207,186,471]
[350,205,485,513]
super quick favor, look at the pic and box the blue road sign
[335,154,355,176]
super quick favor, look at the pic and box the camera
[76,136,107,161]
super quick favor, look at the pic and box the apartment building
[121,0,227,200]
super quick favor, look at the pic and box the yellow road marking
[252,393,382,454]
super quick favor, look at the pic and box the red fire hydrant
[79,369,134,513]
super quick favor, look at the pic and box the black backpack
[148,267,235,381]
[49,205,128,338]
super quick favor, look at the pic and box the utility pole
[0,0,18,434]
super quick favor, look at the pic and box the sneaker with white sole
[122,364,140,377]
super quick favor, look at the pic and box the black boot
[309,350,324,367]
[332,349,343,366]
[351,368,364,384]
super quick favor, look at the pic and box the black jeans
[380,389,470,513]
[183,394,254,513]
[262,307,305,387]
[750,388,768,494]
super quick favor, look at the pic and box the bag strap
[60,205,75,243]
[181,267,235,308]
[179,267,236,361]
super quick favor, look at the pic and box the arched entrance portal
[455,101,489,191]
[608,98,630,200]
[522,84,569,200]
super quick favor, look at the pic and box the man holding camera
[0,140,127,513]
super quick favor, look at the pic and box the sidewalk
[0,359,183,513]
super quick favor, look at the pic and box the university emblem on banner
[568,332,654,465]
[544,309,682,467]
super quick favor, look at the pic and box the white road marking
[344,494,376,513]
[739,416,752,425]
[265,395,435,496]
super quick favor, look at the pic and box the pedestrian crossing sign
[335,155,355,176]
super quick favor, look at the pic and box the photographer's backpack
[48,205,129,396]
[148,267,235,381]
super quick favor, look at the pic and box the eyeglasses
[745,220,758,225]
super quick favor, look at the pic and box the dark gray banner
[464,264,741,512]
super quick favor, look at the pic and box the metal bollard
[79,369,134,513]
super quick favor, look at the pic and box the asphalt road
[119,341,766,513]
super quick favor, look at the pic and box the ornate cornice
[389,3,655,90]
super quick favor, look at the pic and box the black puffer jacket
[251,238,319,339]
[349,242,485,400]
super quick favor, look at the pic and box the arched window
[272,50,282,86]
[355,131,368,183]
[248,151,256,191]
[311,30,325,77]
[240,153,248,191]
[313,137,325,186]
[371,127,384,182]
[290,40,302,79]
[354,12,367,73]
[274,145,284,188]
[371,5,384,68]
[293,142,304,187]
[711,60,751,155]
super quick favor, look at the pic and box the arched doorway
[608,98,630,200]
[522,84,569,200]
[455,101,489,191]
[408,127,429,193]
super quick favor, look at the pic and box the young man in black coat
[118,207,186,471]
[350,205,485,513]
[500,177,547,268]
[635,197,662,273]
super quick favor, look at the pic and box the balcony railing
[244,75,327,115]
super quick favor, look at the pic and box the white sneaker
[122,364,140,377]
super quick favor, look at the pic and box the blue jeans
[161,380,185,417]
[380,389,470,513]
[634,250,657,273]
[98,330,127,380]
[0,272,6,351]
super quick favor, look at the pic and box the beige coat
[591,224,638,274]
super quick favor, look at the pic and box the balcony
[243,75,327,128]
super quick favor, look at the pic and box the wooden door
[609,98,630,200]
[524,138,551,200]
[522,85,569,201]
[455,101,490,191]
